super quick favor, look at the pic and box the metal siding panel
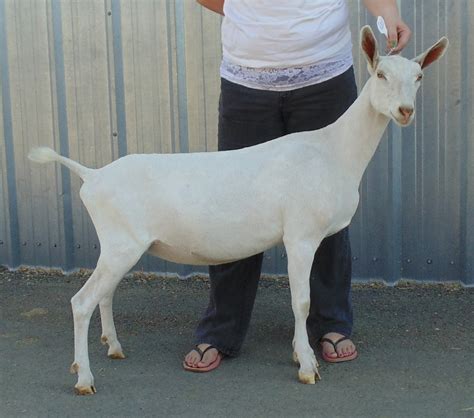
[45,0,67,268]
[119,0,138,155]
[51,0,74,270]
[119,0,176,155]
[154,0,175,155]
[461,0,474,285]
[174,0,188,154]
[182,1,206,153]
[0,0,472,284]
[60,0,112,268]
[5,0,61,267]
[132,1,159,155]
[165,0,179,156]
[109,0,126,159]
[0,0,15,267]
[438,0,462,281]
[0,49,8,263]
[5,0,35,266]
[400,0,421,280]
[201,7,220,152]
[421,1,444,281]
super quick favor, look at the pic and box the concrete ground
[0,267,473,418]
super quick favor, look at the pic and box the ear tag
[376,16,395,55]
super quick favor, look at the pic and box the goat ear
[413,37,449,69]
[360,25,379,74]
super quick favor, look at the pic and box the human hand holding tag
[377,15,411,54]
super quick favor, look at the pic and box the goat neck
[332,77,390,185]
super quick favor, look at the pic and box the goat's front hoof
[74,384,96,395]
[298,370,320,384]
[108,351,126,360]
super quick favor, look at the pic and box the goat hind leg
[100,293,125,359]
[285,239,320,384]
[71,248,142,395]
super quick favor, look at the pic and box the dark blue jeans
[195,67,358,357]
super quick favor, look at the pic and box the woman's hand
[363,0,412,54]
[383,15,411,54]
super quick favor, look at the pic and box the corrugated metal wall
[0,0,472,284]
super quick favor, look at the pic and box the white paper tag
[377,16,388,38]
[376,16,395,55]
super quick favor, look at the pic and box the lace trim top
[220,54,353,92]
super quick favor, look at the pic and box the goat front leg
[285,239,321,384]
[99,293,125,359]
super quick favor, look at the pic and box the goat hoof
[292,351,299,364]
[108,351,126,360]
[74,385,96,395]
[298,371,318,385]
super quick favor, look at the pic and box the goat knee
[71,294,96,321]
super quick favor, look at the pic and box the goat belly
[147,239,266,266]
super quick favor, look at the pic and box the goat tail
[28,147,93,181]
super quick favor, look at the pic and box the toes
[338,342,355,357]
[322,343,337,358]
[184,345,221,369]
[184,352,199,366]
[198,348,218,367]
[321,333,357,361]
[338,344,349,357]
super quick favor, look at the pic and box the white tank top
[221,0,353,69]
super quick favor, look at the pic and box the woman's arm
[197,0,225,16]
[363,0,411,53]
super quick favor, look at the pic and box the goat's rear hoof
[74,385,96,395]
[108,351,126,360]
[102,336,125,359]
[298,370,320,384]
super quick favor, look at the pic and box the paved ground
[0,267,473,418]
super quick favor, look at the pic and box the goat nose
[399,106,414,118]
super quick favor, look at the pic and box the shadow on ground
[1,267,473,417]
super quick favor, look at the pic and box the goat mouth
[390,112,414,126]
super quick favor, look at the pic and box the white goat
[29,26,448,395]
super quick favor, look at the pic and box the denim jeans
[195,67,358,356]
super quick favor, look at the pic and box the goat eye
[416,74,423,81]
[377,72,386,80]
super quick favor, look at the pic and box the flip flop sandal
[183,345,222,373]
[320,336,358,363]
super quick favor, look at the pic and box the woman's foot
[320,332,358,362]
[183,344,222,372]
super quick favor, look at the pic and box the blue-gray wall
[0,0,472,284]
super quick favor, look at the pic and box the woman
[184,0,411,372]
